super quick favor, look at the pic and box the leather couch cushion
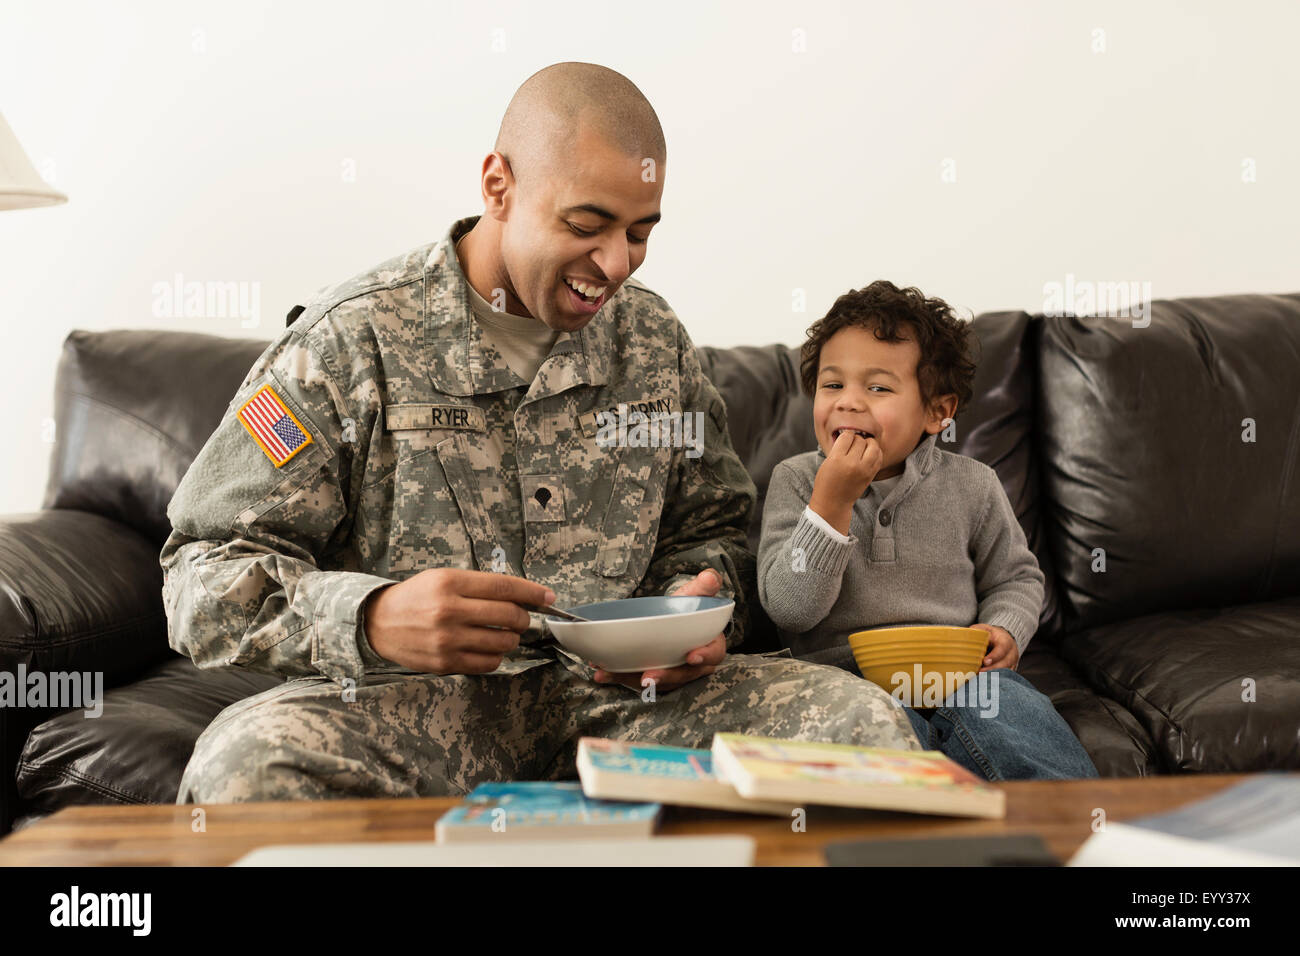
[1037,293,1300,631]
[1017,641,1160,777]
[16,656,280,811]
[43,329,269,547]
[1058,594,1300,772]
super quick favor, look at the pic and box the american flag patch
[237,384,314,467]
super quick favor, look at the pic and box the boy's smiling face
[813,324,956,479]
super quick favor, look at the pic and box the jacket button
[879,509,892,527]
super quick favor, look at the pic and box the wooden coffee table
[0,772,1269,866]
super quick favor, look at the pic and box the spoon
[519,602,591,623]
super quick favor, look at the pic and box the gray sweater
[757,433,1044,673]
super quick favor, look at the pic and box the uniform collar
[815,432,940,500]
[422,215,613,399]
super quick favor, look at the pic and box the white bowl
[545,596,735,673]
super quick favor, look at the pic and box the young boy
[757,280,1098,780]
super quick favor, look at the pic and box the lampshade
[0,112,67,211]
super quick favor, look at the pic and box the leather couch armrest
[0,508,173,836]
[0,509,170,676]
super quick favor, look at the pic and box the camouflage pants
[176,645,921,803]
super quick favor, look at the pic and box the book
[434,781,661,843]
[576,737,798,816]
[1068,773,1300,867]
[710,733,1006,819]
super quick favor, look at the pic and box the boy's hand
[809,431,883,534]
[972,623,1019,671]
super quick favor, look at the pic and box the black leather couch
[3,291,1298,834]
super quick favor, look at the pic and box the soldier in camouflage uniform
[162,63,919,803]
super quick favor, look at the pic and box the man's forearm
[162,532,395,684]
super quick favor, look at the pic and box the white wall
[3,0,1297,512]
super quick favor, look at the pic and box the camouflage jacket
[160,215,758,685]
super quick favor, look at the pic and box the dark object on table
[824,833,1060,867]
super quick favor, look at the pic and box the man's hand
[972,622,1019,671]
[592,569,728,693]
[808,430,884,535]
[363,568,555,675]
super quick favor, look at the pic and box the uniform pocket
[436,432,508,574]
[355,430,474,577]
[595,446,670,579]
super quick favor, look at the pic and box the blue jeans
[902,668,1099,780]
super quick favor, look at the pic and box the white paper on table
[231,834,755,867]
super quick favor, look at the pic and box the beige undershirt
[458,237,564,384]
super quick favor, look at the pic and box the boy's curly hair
[798,280,978,416]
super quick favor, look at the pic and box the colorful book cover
[435,781,661,842]
[582,738,720,782]
[577,737,795,815]
[711,734,1005,818]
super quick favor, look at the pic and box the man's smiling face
[496,124,663,333]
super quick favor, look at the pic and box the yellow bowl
[851,639,987,656]
[849,625,988,644]
[853,652,980,669]
[851,638,990,656]
[847,626,988,708]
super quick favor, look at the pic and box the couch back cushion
[697,343,815,548]
[950,311,1060,637]
[43,329,269,546]
[1037,293,1300,631]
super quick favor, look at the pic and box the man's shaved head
[458,62,666,333]
[494,62,666,192]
